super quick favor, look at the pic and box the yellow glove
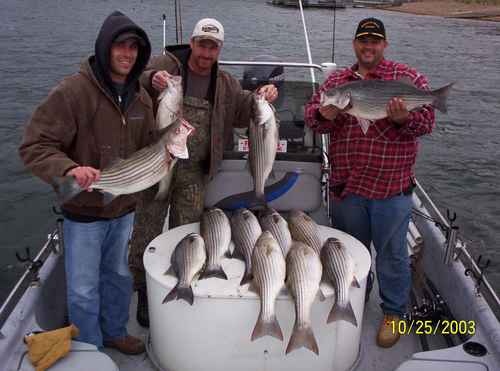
[24,324,79,371]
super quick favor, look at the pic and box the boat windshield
[225,77,321,161]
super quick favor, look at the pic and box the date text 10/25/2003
[388,319,476,336]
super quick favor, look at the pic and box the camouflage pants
[129,95,211,290]
[128,165,207,290]
[128,185,169,291]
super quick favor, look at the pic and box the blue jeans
[64,212,135,347]
[332,194,412,316]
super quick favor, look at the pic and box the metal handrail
[0,230,60,334]
[219,60,324,71]
[414,179,500,309]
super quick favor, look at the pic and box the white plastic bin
[144,223,371,371]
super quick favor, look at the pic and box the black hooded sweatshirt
[91,11,152,112]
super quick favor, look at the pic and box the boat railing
[413,179,500,311]
[0,225,62,337]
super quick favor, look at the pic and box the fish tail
[327,301,358,327]
[251,313,283,341]
[319,91,326,106]
[162,284,178,304]
[200,264,228,280]
[250,191,268,210]
[286,323,319,355]
[53,176,83,205]
[239,270,253,286]
[176,286,194,305]
[432,82,454,114]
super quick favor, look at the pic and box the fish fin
[157,88,168,101]
[163,265,176,277]
[231,247,246,262]
[352,275,361,288]
[248,280,258,294]
[278,286,288,296]
[251,313,284,341]
[397,76,416,86]
[155,160,177,200]
[162,285,178,304]
[200,265,228,280]
[239,271,253,286]
[176,286,194,305]
[318,288,327,302]
[269,169,277,181]
[285,324,319,355]
[251,192,268,210]
[53,176,83,205]
[319,91,326,106]
[432,82,454,114]
[327,301,358,327]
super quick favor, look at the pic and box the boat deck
[105,272,432,371]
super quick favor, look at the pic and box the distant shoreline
[379,0,500,22]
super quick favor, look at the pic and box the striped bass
[250,231,286,342]
[288,210,323,255]
[285,241,322,356]
[163,233,206,305]
[230,208,262,286]
[321,237,360,326]
[55,119,194,205]
[155,75,184,199]
[157,75,183,130]
[200,208,232,280]
[248,94,279,206]
[258,207,292,256]
[320,78,454,121]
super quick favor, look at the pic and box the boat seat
[395,359,487,371]
[18,340,118,371]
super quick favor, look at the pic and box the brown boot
[376,314,401,348]
[103,335,145,355]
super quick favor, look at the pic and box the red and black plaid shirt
[305,59,435,200]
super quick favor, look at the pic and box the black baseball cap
[114,31,146,47]
[355,18,386,40]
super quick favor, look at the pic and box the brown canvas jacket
[140,47,253,180]
[19,59,157,219]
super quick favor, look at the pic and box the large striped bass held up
[248,94,279,206]
[250,231,286,342]
[287,210,323,255]
[55,119,195,205]
[157,75,183,130]
[230,208,262,286]
[321,237,360,326]
[258,207,292,256]
[163,233,206,305]
[200,208,232,280]
[285,241,322,356]
[320,78,454,121]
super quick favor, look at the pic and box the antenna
[297,0,316,92]
[162,14,166,55]
[332,5,336,63]
[174,0,183,44]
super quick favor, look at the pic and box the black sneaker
[365,271,375,303]
[136,289,149,328]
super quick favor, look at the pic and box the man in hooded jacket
[19,11,155,354]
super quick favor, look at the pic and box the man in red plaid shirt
[305,17,435,348]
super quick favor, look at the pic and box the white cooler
[144,223,371,371]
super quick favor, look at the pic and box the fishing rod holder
[443,209,459,265]
[465,255,491,295]
[15,247,43,279]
